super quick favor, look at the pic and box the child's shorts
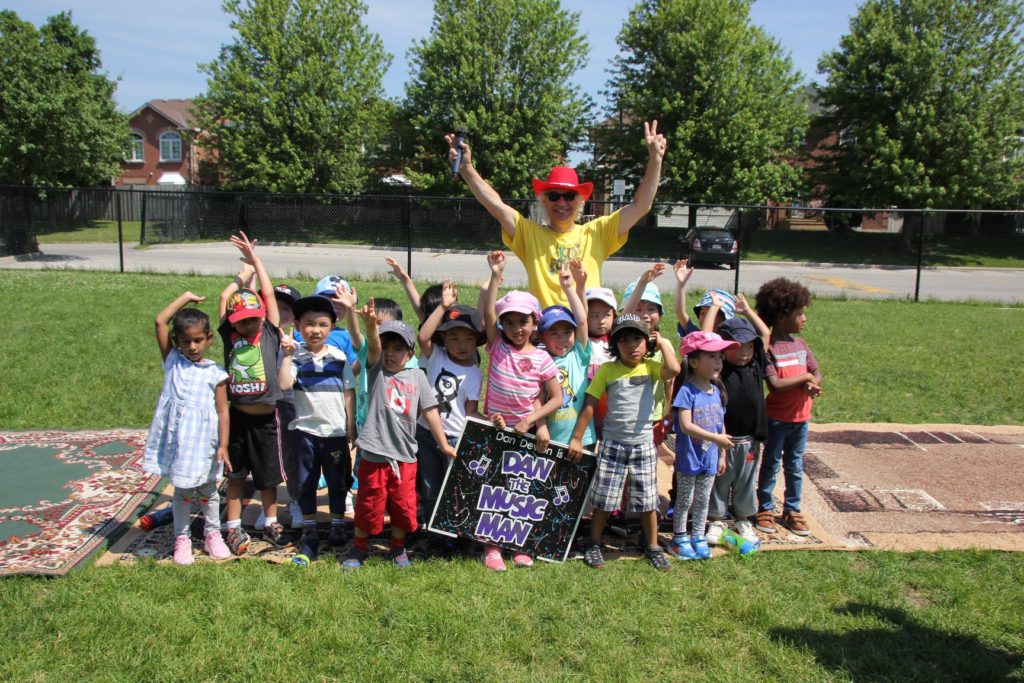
[226,406,285,491]
[353,457,418,536]
[591,439,658,513]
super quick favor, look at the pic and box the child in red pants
[344,307,454,568]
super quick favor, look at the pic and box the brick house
[117,99,204,187]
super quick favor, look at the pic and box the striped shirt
[484,336,557,424]
[765,337,819,423]
[288,345,356,437]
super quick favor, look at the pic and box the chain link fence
[2,185,1022,303]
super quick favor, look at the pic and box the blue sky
[8,0,862,114]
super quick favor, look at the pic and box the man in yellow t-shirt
[446,121,667,309]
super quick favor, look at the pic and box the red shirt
[764,337,818,423]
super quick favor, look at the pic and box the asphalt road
[3,241,1022,303]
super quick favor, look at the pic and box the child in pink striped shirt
[480,250,562,571]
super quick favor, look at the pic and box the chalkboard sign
[428,417,596,562]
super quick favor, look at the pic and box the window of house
[159,131,182,162]
[128,133,144,162]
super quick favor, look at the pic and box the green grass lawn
[32,219,143,244]
[1,269,1023,681]
[2,270,1020,429]
[1,551,1022,681]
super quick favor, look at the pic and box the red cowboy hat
[531,166,593,201]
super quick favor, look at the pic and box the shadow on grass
[770,602,1023,681]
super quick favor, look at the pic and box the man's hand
[644,120,667,162]
[445,132,472,169]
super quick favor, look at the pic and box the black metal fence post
[404,195,413,277]
[914,210,925,302]
[734,206,742,293]
[139,190,147,244]
[115,189,124,273]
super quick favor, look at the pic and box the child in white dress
[143,292,231,565]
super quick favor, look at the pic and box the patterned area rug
[0,430,162,576]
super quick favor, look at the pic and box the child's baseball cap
[609,313,650,346]
[271,284,300,308]
[539,305,577,332]
[379,320,416,350]
[291,295,337,323]
[585,287,617,311]
[315,275,355,301]
[717,318,762,348]
[495,291,541,322]
[694,289,736,320]
[435,304,486,346]
[622,279,664,315]
[679,331,739,356]
[227,288,267,323]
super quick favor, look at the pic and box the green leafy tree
[402,0,593,197]
[597,0,807,206]
[0,10,128,187]
[194,0,392,194]
[816,0,1024,209]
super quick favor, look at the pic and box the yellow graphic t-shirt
[503,210,626,309]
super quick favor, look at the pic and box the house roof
[131,99,198,130]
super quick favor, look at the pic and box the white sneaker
[288,500,303,529]
[706,520,727,546]
[254,508,266,531]
[735,520,759,544]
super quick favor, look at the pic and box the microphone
[451,126,468,178]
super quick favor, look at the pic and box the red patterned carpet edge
[0,430,162,577]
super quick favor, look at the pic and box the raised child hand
[568,258,587,286]
[641,262,667,283]
[384,257,407,280]
[332,284,357,312]
[734,293,750,316]
[183,292,205,304]
[441,279,457,308]
[358,298,377,326]
[558,265,573,292]
[673,259,694,285]
[487,250,505,275]
[280,335,297,357]
[228,231,259,265]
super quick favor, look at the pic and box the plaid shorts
[590,439,659,513]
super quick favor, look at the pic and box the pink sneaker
[482,544,506,572]
[173,534,194,565]
[512,552,534,568]
[204,530,231,560]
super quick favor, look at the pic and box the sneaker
[735,520,759,544]
[482,544,506,572]
[691,535,711,559]
[173,535,194,565]
[665,505,674,520]
[755,510,777,534]
[297,526,319,561]
[668,535,697,560]
[263,521,290,547]
[583,544,605,569]
[645,546,672,572]
[342,547,368,570]
[328,523,348,547]
[706,520,727,546]
[254,508,266,531]
[288,501,304,530]
[203,531,231,560]
[511,552,534,568]
[782,510,811,537]
[392,548,412,567]
[290,553,311,569]
[225,526,250,556]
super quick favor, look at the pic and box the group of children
[142,232,822,571]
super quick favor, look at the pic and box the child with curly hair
[753,278,823,537]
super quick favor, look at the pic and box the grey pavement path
[2,241,1022,303]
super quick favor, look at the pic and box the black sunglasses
[545,191,578,202]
